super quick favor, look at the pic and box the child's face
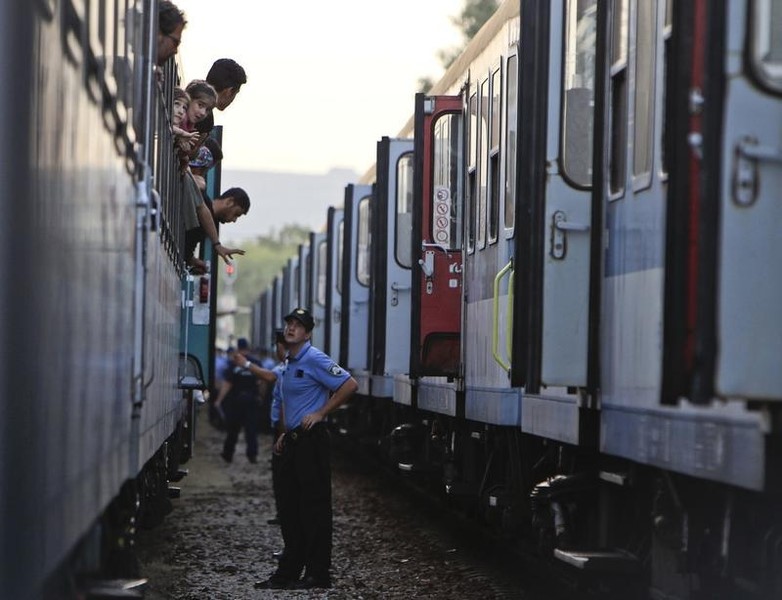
[172,98,188,126]
[187,97,215,124]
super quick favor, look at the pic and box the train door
[325,207,344,360]
[713,2,782,400]
[371,137,414,396]
[308,232,326,350]
[339,184,373,390]
[539,0,596,388]
[410,94,464,377]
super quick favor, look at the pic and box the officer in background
[214,338,262,463]
[256,308,357,591]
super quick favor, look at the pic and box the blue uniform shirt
[270,363,285,425]
[280,341,351,430]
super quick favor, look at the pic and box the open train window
[316,242,327,307]
[632,0,657,189]
[432,113,463,250]
[467,91,478,254]
[504,54,518,235]
[396,152,414,268]
[562,0,597,189]
[356,196,372,287]
[749,0,782,95]
[477,77,489,249]
[488,66,502,244]
[608,0,629,200]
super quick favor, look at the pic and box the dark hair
[206,59,247,92]
[219,187,250,213]
[159,1,186,35]
[185,79,217,105]
[203,137,223,163]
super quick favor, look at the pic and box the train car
[0,2,230,598]
[261,0,781,597]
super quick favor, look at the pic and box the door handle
[551,210,590,259]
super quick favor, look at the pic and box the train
[2,2,222,598]
[251,1,782,598]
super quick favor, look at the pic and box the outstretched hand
[215,244,245,264]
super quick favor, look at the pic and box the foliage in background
[417,0,500,92]
[219,224,311,336]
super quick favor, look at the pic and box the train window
[562,0,597,188]
[749,0,782,94]
[632,0,657,187]
[396,152,414,267]
[317,242,327,307]
[356,196,372,287]
[432,114,463,251]
[505,54,518,234]
[477,78,489,249]
[337,222,344,295]
[467,91,478,254]
[660,0,672,177]
[608,0,629,199]
[488,67,502,244]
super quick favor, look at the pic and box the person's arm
[300,377,358,430]
[214,379,232,408]
[194,201,245,264]
[232,353,277,384]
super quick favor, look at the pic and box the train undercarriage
[333,395,782,600]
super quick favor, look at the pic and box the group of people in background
[158,2,360,592]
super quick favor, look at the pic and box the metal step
[553,549,641,574]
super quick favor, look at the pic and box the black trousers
[222,393,260,459]
[276,423,332,581]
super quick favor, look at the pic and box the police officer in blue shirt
[256,308,358,591]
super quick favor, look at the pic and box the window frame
[747,0,782,96]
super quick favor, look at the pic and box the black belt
[287,422,324,442]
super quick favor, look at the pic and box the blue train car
[0,2,225,598]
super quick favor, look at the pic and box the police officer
[214,338,262,463]
[256,308,358,590]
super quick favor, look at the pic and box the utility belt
[286,422,326,443]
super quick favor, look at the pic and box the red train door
[410,94,464,378]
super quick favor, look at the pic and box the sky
[178,0,465,176]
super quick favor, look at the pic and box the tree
[417,0,500,92]
[218,226,310,337]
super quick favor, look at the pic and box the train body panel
[18,5,140,590]
[715,0,782,400]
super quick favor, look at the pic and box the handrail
[506,269,514,360]
[492,260,514,372]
